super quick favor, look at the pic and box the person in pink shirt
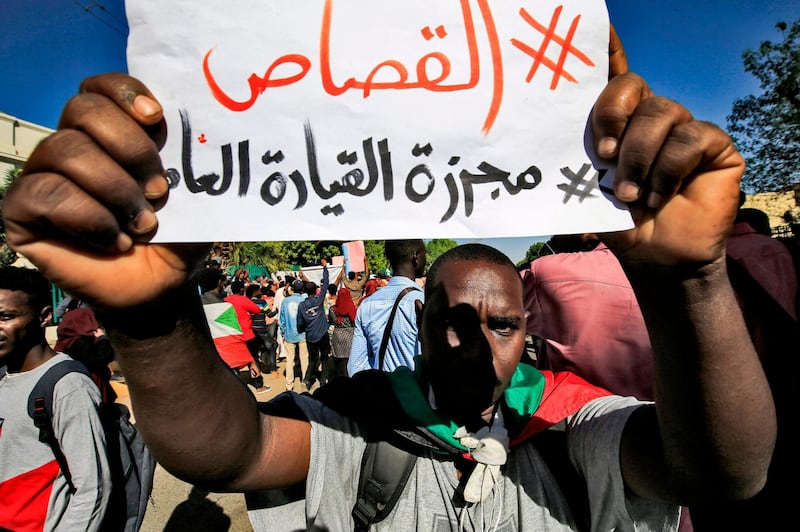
[522,234,697,528]
[522,233,655,401]
[726,208,797,323]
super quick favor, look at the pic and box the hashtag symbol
[558,164,599,203]
[511,5,595,90]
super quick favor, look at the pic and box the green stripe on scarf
[386,357,546,452]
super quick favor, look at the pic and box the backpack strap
[352,440,417,531]
[27,358,91,491]
[377,286,421,371]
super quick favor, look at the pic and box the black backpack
[16,358,156,531]
[351,420,590,532]
[310,372,591,531]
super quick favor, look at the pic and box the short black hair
[736,207,771,236]
[385,239,424,269]
[425,244,516,298]
[0,266,52,313]
[246,284,261,298]
[194,268,224,293]
[304,281,318,296]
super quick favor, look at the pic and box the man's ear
[39,306,53,328]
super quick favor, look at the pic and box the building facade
[0,111,54,180]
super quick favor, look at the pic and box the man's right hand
[2,73,208,310]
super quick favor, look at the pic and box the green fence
[224,264,271,280]
[50,284,65,324]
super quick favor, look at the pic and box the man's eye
[488,318,519,336]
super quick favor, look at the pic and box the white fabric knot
[454,419,509,466]
[453,410,509,503]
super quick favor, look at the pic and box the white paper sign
[125,0,632,242]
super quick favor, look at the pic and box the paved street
[44,326,300,531]
[139,465,253,532]
[115,368,290,532]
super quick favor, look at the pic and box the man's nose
[445,325,461,348]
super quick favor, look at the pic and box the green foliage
[223,240,385,272]
[320,244,341,261]
[364,240,387,273]
[424,238,458,270]
[0,166,23,267]
[522,242,548,266]
[0,248,16,267]
[727,19,800,192]
[1,166,22,197]
[227,241,289,273]
[282,240,319,266]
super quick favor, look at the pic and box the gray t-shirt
[248,393,678,531]
[0,353,110,531]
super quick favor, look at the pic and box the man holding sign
[1,8,776,532]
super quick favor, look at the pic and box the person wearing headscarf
[55,306,117,402]
[328,286,357,378]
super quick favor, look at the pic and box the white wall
[0,111,54,180]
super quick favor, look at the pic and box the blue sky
[1,0,797,262]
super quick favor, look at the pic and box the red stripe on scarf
[511,370,612,446]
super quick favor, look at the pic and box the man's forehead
[438,258,515,280]
[435,260,521,300]
[0,289,33,309]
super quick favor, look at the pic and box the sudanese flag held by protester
[203,302,254,369]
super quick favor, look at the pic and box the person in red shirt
[225,280,264,366]
[362,276,378,300]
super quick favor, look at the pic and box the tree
[364,240,387,273]
[727,19,800,192]
[0,167,23,267]
[282,240,320,267]
[319,243,342,262]
[0,166,22,196]
[522,242,549,266]
[424,239,458,270]
[224,240,382,272]
[281,240,350,267]
[227,241,289,273]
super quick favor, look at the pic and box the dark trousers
[255,331,278,372]
[332,357,349,380]
[306,334,333,386]
[236,368,264,389]
[265,321,278,342]
[245,337,261,363]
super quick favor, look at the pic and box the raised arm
[318,260,330,298]
[333,267,345,287]
[298,268,309,282]
[592,73,775,504]
[2,74,311,491]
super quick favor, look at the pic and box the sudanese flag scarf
[383,357,612,454]
[312,356,611,457]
